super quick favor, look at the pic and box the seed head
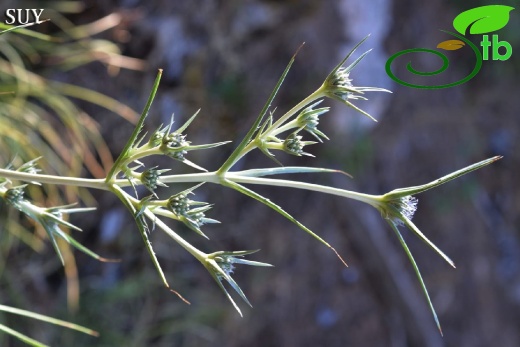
[162,133,189,159]
[295,100,330,142]
[388,195,418,225]
[141,167,169,192]
[168,193,189,215]
[283,133,316,157]
[4,186,26,206]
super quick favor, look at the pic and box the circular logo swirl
[385,31,483,89]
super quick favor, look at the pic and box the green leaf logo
[453,5,514,35]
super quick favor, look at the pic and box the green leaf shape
[436,39,465,51]
[0,20,57,41]
[453,5,514,35]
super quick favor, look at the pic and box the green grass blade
[0,323,48,347]
[0,20,56,41]
[0,304,98,336]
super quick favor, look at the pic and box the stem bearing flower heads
[0,34,504,344]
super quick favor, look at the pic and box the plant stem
[158,172,221,185]
[0,169,110,190]
[0,168,378,208]
[143,208,206,260]
[261,90,322,139]
[225,173,380,206]
[122,147,162,167]
[0,170,219,189]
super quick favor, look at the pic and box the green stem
[0,169,109,190]
[226,173,379,206]
[0,170,220,189]
[270,119,298,137]
[0,168,378,208]
[261,90,322,139]
[159,172,221,185]
[142,208,206,260]
[122,146,162,167]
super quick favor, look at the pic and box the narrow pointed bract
[203,250,273,316]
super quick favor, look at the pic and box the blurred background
[0,0,518,346]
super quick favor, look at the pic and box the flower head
[145,112,230,171]
[295,100,330,142]
[141,166,169,193]
[318,36,391,121]
[0,184,115,265]
[368,156,501,334]
[3,185,26,206]
[283,132,316,157]
[379,195,418,226]
[166,183,220,238]
[203,250,273,316]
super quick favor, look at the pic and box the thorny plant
[0,34,501,344]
